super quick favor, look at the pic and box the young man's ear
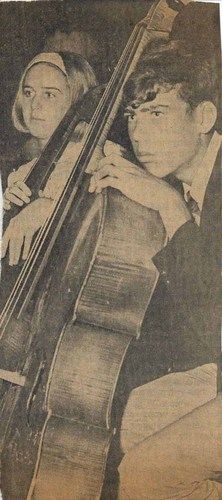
[196,101,217,134]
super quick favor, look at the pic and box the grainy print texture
[0,1,221,499]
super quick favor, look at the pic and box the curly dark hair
[123,39,221,131]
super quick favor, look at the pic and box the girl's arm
[1,197,54,266]
[3,159,35,210]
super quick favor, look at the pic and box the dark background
[0,0,154,155]
[0,0,220,184]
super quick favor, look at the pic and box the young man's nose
[131,117,145,142]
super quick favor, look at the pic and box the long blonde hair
[12,51,97,142]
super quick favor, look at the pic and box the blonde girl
[2,52,97,266]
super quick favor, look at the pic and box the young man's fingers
[97,154,143,175]
[103,140,126,158]
[89,161,144,194]
[93,164,123,183]
[89,166,120,193]
[89,166,111,192]
[93,176,123,194]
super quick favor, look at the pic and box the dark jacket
[121,149,221,391]
[154,150,221,371]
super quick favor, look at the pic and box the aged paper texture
[0,1,221,498]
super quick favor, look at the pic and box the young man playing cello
[89,38,221,498]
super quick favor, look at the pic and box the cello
[0,0,190,498]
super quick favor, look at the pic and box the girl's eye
[45,91,56,99]
[23,89,34,98]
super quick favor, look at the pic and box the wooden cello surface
[0,1,190,498]
[0,84,105,314]
[1,183,165,499]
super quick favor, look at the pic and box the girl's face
[21,62,71,141]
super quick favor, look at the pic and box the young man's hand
[89,152,191,239]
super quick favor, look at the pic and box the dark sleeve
[152,220,221,371]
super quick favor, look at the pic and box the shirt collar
[183,131,222,212]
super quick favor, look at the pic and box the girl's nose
[31,95,43,111]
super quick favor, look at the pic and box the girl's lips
[31,117,46,121]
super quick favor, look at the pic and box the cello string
[22,2,156,186]
[0,23,146,329]
[0,24,144,329]
[0,24,143,328]
[1,24,142,306]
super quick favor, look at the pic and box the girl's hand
[3,158,36,210]
[1,197,53,266]
[3,181,31,210]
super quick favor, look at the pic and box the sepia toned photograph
[0,0,221,498]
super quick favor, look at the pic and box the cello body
[0,0,190,497]
[1,183,165,499]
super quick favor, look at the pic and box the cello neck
[0,0,188,334]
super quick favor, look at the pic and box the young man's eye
[151,111,163,117]
[124,106,136,120]
[124,112,135,120]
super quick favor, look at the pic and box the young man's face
[127,87,201,179]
